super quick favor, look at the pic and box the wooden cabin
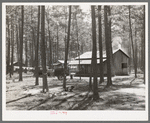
[69,48,129,76]
[11,62,26,72]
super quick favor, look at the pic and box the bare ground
[6,72,145,110]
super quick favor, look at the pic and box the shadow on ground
[6,74,145,110]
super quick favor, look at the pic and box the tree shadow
[67,91,91,110]
[6,94,33,104]
[101,84,144,93]
[34,93,80,110]
[28,97,51,110]
[68,97,93,110]
[103,93,145,110]
[99,77,144,93]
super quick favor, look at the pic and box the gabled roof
[11,62,25,66]
[113,49,130,58]
[75,48,129,60]
[69,48,129,65]
[75,51,104,60]
[69,59,106,65]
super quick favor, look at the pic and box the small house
[11,62,26,71]
[69,48,129,76]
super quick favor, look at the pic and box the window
[122,63,127,68]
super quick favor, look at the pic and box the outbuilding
[69,48,129,76]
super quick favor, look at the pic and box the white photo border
[2,2,148,121]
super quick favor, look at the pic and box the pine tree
[98,5,104,84]
[63,6,71,89]
[41,6,49,92]
[35,6,40,85]
[104,6,112,87]
[128,5,137,78]
[19,6,24,81]
[10,15,14,76]
[6,16,10,75]
[143,5,145,84]
[91,5,99,100]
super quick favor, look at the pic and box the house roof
[53,60,71,66]
[11,62,25,66]
[114,49,130,58]
[75,48,129,60]
[69,59,106,65]
[75,51,103,60]
[69,48,129,65]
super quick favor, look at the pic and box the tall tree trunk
[10,16,14,76]
[108,6,114,76]
[45,34,48,66]
[89,33,93,91]
[138,45,141,69]
[49,30,52,68]
[52,39,54,63]
[143,5,145,84]
[128,5,136,78]
[53,41,55,63]
[30,6,34,67]
[64,7,67,60]
[63,5,71,89]
[6,16,10,75]
[89,47,93,91]
[30,40,32,67]
[134,28,137,78]
[47,17,52,69]
[41,6,48,92]
[98,5,104,84]
[75,7,81,80]
[25,35,28,68]
[91,6,99,100]
[24,14,27,68]
[32,28,35,67]
[35,6,40,85]
[16,24,20,64]
[57,25,59,61]
[104,6,112,87]
[18,23,21,64]
[128,35,131,74]
[19,6,24,81]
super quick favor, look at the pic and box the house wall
[112,50,129,75]
[69,64,79,73]
[77,64,104,76]
[73,50,129,76]
[53,64,63,69]
[87,50,129,76]
[102,50,129,75]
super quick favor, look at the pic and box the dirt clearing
[5,73,145,110]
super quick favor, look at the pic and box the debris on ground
[5,73,145,110]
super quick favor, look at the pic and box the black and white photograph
[2,2,148,121]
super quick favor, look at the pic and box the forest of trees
[6,5,145,97]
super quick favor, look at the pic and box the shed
[10,62,26,72]
[69,48,129,76]
[11,62,25,66]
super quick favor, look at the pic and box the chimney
[118,44,121,49]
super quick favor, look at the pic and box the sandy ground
[5,72,145,110]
